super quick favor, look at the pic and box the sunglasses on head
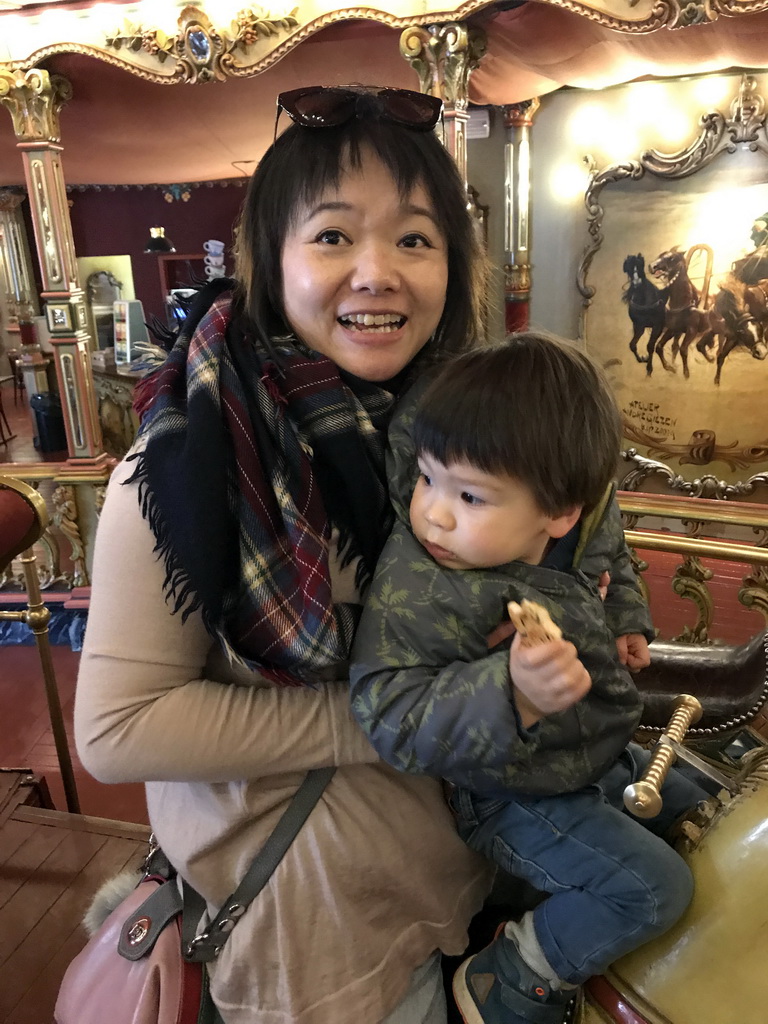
[274,86,443,139]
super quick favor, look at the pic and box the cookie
[506,599,562,647]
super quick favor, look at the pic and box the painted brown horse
[695,278,768,384]
[646,248,711,377]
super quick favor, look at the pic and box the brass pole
[17,547,80,813]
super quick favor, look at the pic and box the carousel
[2,0,768,1021]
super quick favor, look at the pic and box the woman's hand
[509,632,592,728]
[616,632,651,671]
[486,618,516,650]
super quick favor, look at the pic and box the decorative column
[0,187,39,331]
[503,99,540,334]
[399,22,487,184]
[0,68,105,464]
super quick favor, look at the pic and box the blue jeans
[451,743,705,985]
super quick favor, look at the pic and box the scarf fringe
[125,451,204,625]
[334,522,373,595]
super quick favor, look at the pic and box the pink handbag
[54,768,334,1024]
[54,875,203,1024]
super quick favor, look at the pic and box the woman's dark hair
[412,332,623,516]
[235,113,485,362]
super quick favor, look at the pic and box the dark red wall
[68,182,247,326]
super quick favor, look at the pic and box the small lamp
[143,226,176,254]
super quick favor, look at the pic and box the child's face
[409,452,580,570]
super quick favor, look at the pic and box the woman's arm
[75,458,378,785]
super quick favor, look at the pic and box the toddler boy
[350,334,704,1024]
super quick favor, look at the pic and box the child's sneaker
[452,927,573,1024]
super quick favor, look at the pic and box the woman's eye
[461,492,485,506]
[316,229,348,246]
[400,233,431,249]
[420,472,432,486]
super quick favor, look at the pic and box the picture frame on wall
[578,74,768,500]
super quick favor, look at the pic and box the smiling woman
[74,85,491,1024]
[234,89,485,373]
[280,151,449,382]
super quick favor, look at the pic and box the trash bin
[30,392,68,453]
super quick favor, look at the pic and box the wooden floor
[0,771,149,1024]
[1,645,148,825]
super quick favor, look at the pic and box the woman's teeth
[339,313,405,332]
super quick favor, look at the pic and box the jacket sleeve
[350,526,593,796]
[579,498,655,642]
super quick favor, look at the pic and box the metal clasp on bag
[126,916,151,947]
[185,904,247,960]
[140,833,160,879]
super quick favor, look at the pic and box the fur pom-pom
[82,869,142,936]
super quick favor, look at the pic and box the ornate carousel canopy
[2,0,768,185]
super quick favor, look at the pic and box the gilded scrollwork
[106,4,299,84]
[93,373,139,458]
[0,69,72,143]
[616,0,768,28]
[399,22,486,109]
[739,524,768,622]
[52,485,89,588]
[671,555,714,643]
[628,546,652,604]
[642,76,768,177]
[577,157,644,305]
[619,449,768,500]
[0,528,63,591]
[739,565,768,624]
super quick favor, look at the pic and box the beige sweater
[75,455,491,1024]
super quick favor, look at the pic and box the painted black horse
[621,254,669,364]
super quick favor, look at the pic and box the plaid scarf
[127,292,396,686]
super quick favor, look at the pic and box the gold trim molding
[5,0,768,82]
[106,4,300,84]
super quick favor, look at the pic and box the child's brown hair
[412,332,622,516]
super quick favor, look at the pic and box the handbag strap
[182,766,335,963]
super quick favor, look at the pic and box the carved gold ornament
[0,69,72,143]
[400,22,486,108]
[620,449,768,500]
[105,4,299,83]
[52,485,88,588]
